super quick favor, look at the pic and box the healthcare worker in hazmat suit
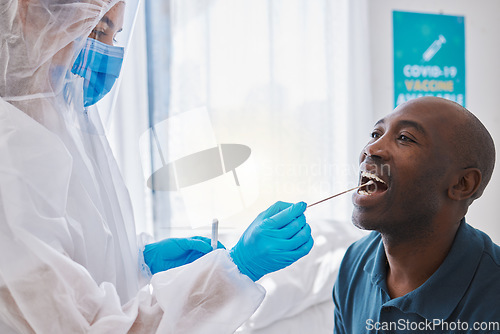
[0,0,314,332]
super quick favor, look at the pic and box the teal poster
[393,11,465,107]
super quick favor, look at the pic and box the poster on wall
[393,11,465,107]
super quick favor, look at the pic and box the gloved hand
[230,201,314,281]
[144,236,225,275]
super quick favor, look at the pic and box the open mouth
[358,171,389,195]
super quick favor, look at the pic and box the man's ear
[448,168,482,201]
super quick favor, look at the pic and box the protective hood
[0,0,142,301]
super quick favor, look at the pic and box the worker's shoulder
[0,98,68,152]
[0,97,71,184]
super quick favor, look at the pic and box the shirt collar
[363,234,387,288]
[364,219,484,320]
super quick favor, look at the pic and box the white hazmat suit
[0,0,267,332]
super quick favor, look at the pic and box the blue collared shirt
[333,220,500,333]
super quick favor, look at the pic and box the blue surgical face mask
[71,38,124,107]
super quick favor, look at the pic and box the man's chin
[351,213,381,232]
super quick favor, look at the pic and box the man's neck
[382,221,460,299]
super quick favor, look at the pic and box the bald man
[334,97,499,333]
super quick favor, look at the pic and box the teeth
[361,171,386,184]
[358,190,371,196]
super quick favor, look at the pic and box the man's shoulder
[465,223,500,269]
[477,229,500,267]
[457,228,500,320]
[458,223,500,310]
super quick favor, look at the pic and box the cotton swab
[307,180,374,208]
[211,218,219,250]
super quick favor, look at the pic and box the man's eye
[371,132,381,139]
[398,135,414,142]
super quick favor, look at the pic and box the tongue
[366,181,387,193]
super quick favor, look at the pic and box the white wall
[367,0,500,243]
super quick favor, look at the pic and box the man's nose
[362,137,390,161]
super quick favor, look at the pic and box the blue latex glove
[230,201,314,281]
[144,236,225,275]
